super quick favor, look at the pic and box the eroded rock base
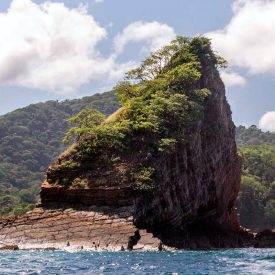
[1,205,266,251]
[0,206,161,251]
[150,222,252,249]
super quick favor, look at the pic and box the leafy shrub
[72,178,89,189]
[133,167,155,191]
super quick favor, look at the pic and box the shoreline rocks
[0,205,164,252]
[1,204,273,251]
[0,245,19,251]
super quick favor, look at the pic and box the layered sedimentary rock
[41,182,133,207]
[0,205,162,251]
[0,37,247,250]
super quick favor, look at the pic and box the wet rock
[0,245,19,250]
[0,206,161,251]
[254,229,275,248]
[255,229,274,239]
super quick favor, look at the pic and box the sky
[0,0,275,130]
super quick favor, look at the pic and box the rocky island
[0,37,272,251]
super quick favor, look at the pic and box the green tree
[63,108,105,143]
[237,175,269,230]
[265,200,275,224]
[237,144,275,230]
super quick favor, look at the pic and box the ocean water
[0,249,274,274]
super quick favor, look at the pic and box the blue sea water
[0,249,274,274]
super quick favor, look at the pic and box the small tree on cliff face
[63,108,105,143]
[124,37,190,82]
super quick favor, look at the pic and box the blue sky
[0,0,275,130]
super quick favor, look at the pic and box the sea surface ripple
[0,248,274,274]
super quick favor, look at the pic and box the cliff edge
[0,37,249,250]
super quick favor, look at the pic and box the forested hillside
[236,126,275,230]
[236,125,275,147]
[0,92,119,216]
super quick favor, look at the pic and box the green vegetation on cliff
[48,37,223,191]
[236,126,275,230]
[0,92,119,216]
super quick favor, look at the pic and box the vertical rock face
[134,54,241,236]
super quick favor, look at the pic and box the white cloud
[207,0,275,76]
[0,0,111,94]
[114,21,176,55]
[0,1,176,95]
[220,71,246,87]
[0,0,135,95]
[259,111,275,132]
[94,0,103,3]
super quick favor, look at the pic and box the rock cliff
[133,41,241,237]
[0,37,247,250]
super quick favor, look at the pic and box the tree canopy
[237,126,275,230]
